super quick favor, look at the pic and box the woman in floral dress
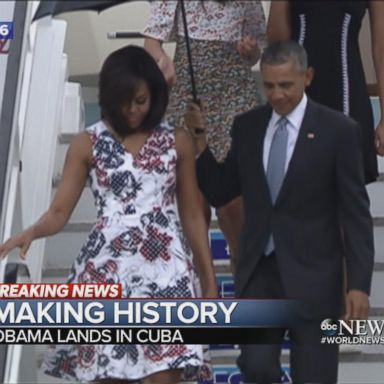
[144,0,267,265]
[0,46,217,383]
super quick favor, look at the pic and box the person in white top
[143,0,267,270]
[0,46,217,384]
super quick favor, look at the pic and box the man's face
[261,60,313,116]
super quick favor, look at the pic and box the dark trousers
[236,255,339,384]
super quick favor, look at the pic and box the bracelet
[194,127,206,135]
[183,124,206,137]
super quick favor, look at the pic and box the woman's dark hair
[99,45,168,136]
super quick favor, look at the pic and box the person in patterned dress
[143,0,267,268]
[0,46,217,384]
[267,0,384,184]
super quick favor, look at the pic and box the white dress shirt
[263,94,308,173]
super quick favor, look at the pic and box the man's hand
[157,53,176,87]
[184,101,207,154]
[344,290,370,320]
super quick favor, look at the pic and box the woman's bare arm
[0,132,91,258]
[144,37,176,87]
[267,0,291,42]
[369,1,384,155]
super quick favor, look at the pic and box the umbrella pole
[179,0,198,103]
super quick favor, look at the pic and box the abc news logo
[321,318,384,337]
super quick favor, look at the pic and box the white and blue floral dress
[42,120,210,382]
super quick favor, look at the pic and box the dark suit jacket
[197,99,374,317]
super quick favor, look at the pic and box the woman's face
[121,80,151,131]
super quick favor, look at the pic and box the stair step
[41,261,384,275]
[52,219,384,266]
[368,182,384,217]
[60,221,222,232]
[376,146,384,173]
[62,222,94,232]
[58,133,74,145]
[370,307,384,317]
[373,217,384,226]
[62,217,384,233]
[35,352,384,384]
[58,221,223,233]
[52,174,90,188]
[39,268,384,319]
[52,173,384,189]
[210,349,384,364]
[34,344,384,366]
[210,362,384,384]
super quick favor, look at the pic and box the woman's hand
[236,36,259,62]
[0,228,35,260]
[1,133,91,261]
[144,37,176,86]
[157,53,177,87]
[375,119,384,156]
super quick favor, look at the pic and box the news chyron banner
[0,283,298,344]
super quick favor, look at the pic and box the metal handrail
[0,2,40,382]
[0,0,28,283]
[0,262,31,384]
[107,31,144,39]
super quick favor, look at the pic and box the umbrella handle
[179,0,198,103]
[191,98,205,135]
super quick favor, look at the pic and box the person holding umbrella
[143,0,267,266]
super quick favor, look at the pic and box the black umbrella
[33,0,199,102]
[32,1,124,21]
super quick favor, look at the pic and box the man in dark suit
[187,40,374,383]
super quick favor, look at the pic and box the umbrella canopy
[32,1,123,21]
[33,0,198,102]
